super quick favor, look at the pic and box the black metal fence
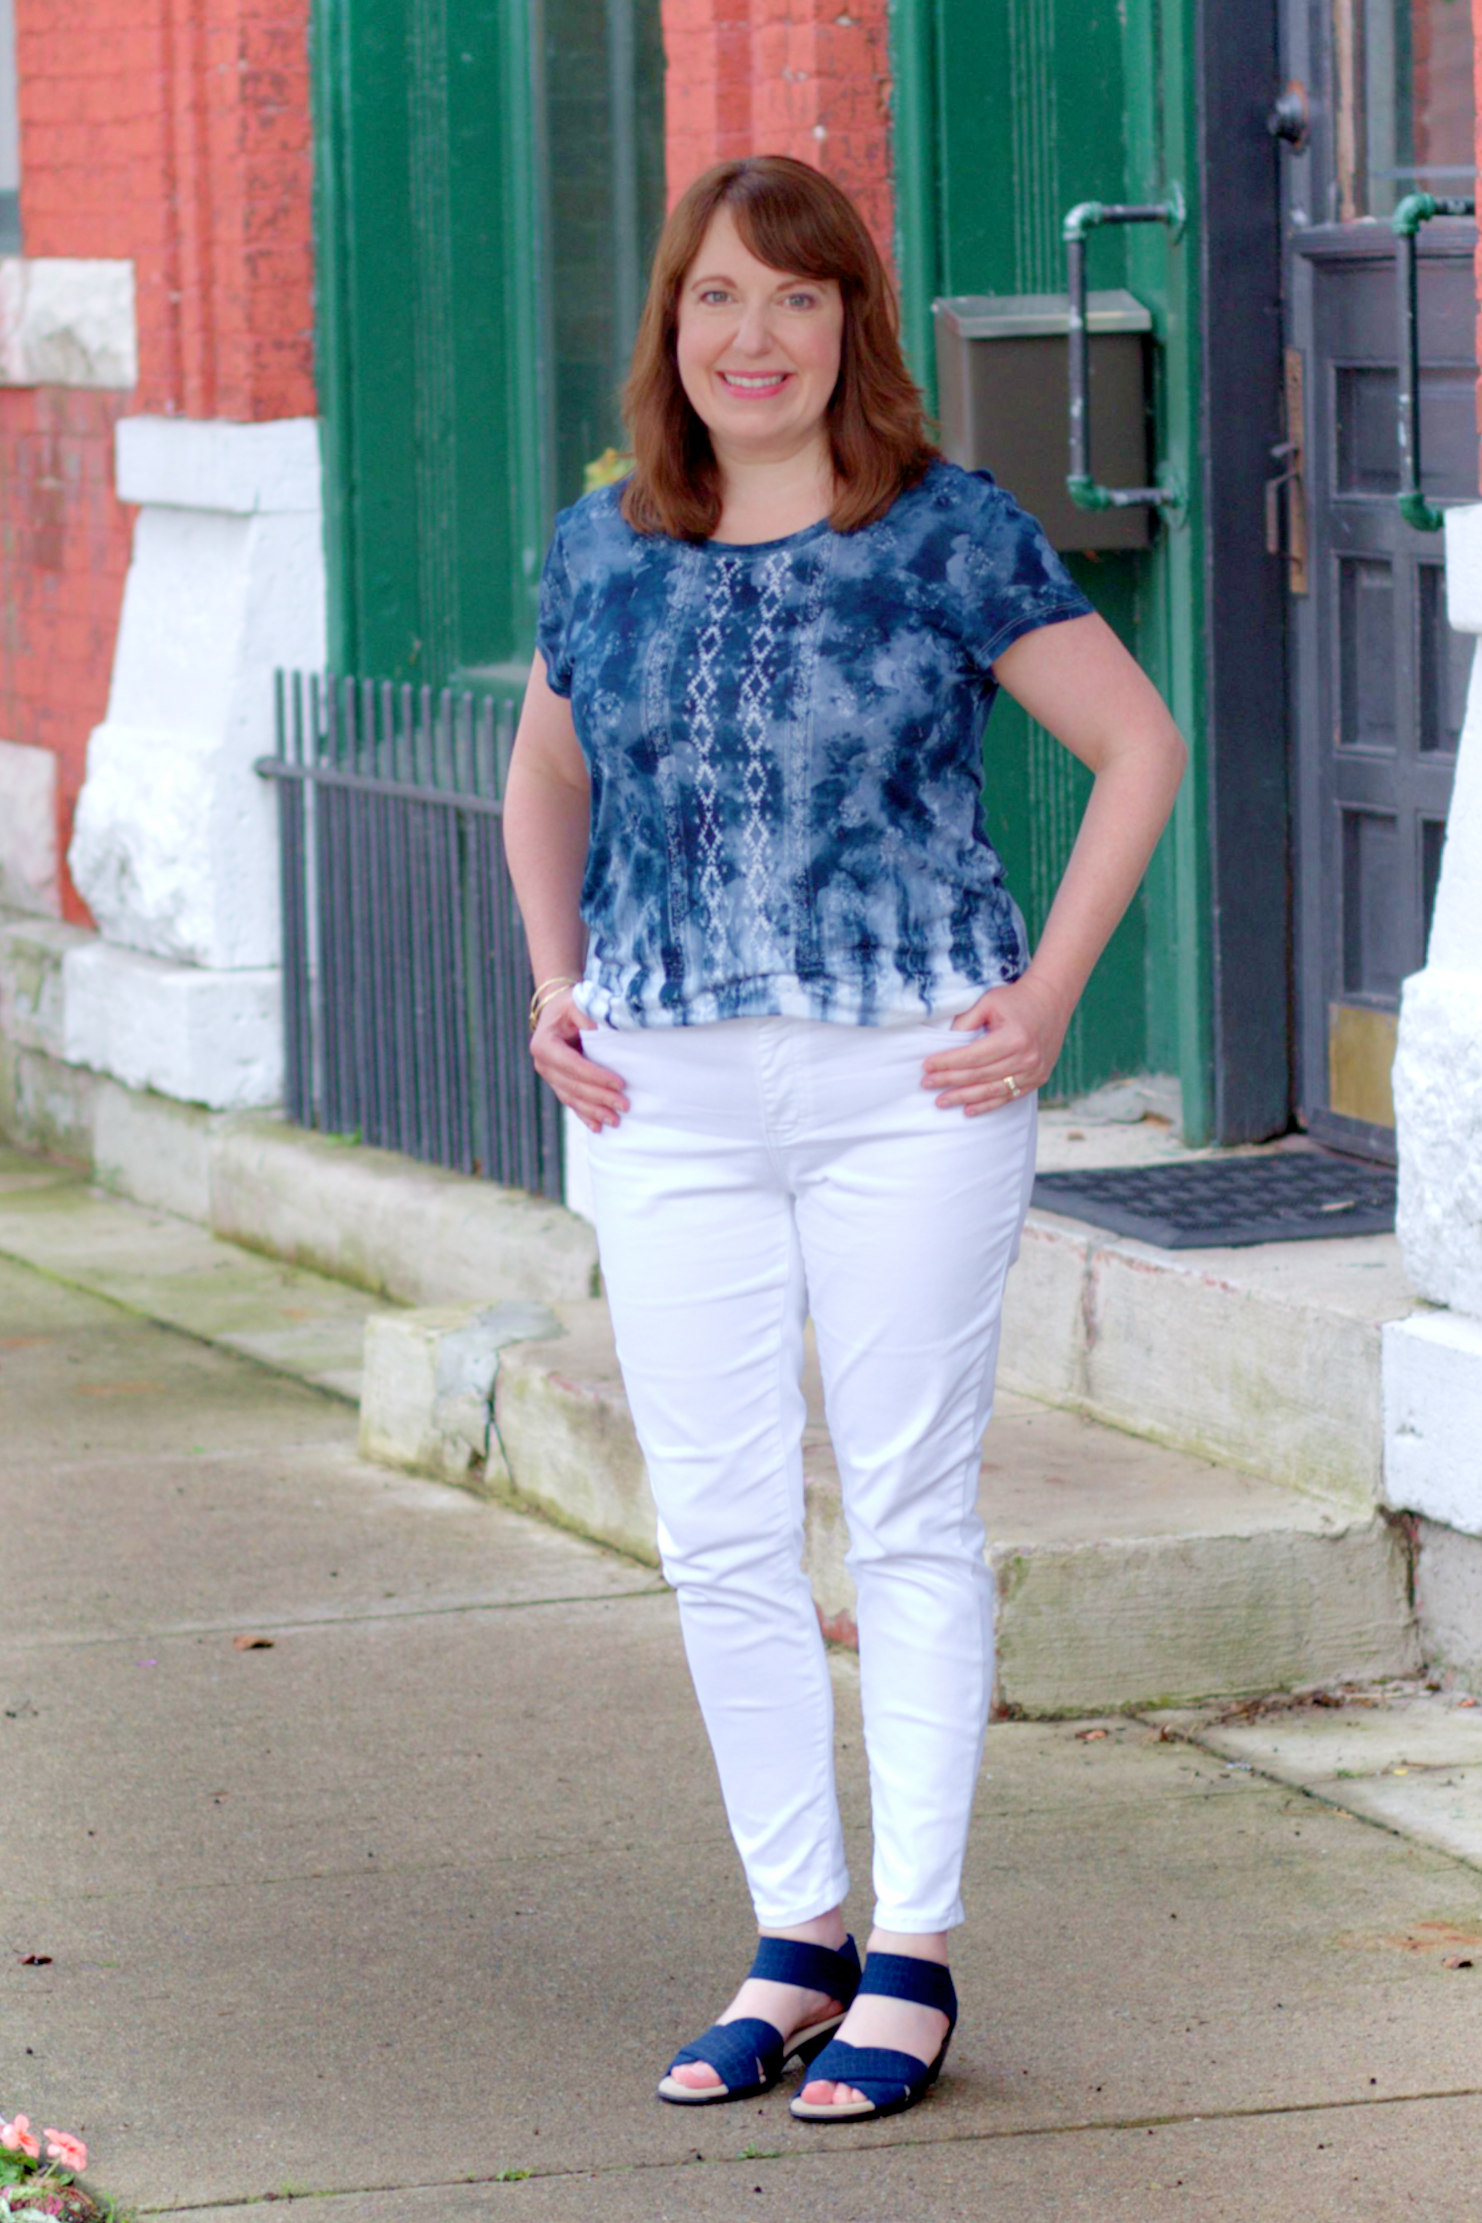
[257,672,561,1200]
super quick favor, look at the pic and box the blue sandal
[657,1934,862,2105]
[789,1950,957,2122]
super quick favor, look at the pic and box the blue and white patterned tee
[536,458,1093,1028]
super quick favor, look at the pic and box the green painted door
[892,0,1210,1130]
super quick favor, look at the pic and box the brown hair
[620,156,938,540]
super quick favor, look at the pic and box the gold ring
[1005,1074,1021,1098]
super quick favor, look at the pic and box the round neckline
[694,513,835,555]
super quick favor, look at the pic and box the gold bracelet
[529,974,577,1020]
[528,978,578,1032]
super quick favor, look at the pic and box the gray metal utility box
[933,290,1154,551]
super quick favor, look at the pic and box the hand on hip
[921,973,1070,1115]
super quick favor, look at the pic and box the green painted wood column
[312,0,552,691]
[312,0,664,700]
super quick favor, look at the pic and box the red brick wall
[2,0,315,920]
[662,0,893,264]
[16,0,314,420]
[0,388,133,919]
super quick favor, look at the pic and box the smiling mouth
[718,371,791,394]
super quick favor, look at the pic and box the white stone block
[1383,1308,1482,1536]
[1421,654,1482,976]
[116,414,322,515]
[60,940,281,1111]
[0,740,59,915]
[0,257,136,389]
[1393,508,1482,1312]
[69,720,279,972]
[69,487,326,969]
[1414,1516,1482,1688]
[1394,969,1482,1315]
[1445,503,1482,636]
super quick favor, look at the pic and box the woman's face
[674,206,845,466]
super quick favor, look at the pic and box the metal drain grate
[1031,1152,1397,1249]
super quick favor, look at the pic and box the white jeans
[585,1014,1037,1933]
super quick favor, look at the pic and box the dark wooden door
[1280,0,1475,1159]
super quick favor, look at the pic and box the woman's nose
[732,302,774,355]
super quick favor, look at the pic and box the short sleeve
[957,472,1095,676]
[535,514,576,697]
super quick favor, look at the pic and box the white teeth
[722,373,787,389]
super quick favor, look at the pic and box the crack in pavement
[0,1587,671,1655]
[1148,1717,1482,1878]
[131,2084,1482,2212]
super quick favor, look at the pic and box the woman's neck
[710,439,835,545]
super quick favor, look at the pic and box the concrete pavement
[3,1255,1482,2221]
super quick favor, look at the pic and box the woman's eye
[783,292,818,310]
[698,288,731,306]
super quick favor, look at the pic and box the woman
[504,155,1185,2124]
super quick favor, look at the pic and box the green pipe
[1064,192,1185,513]
[1391,191,1474,533]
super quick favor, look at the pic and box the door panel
[1281,1,1475,1160]
[913,0,1185,1105]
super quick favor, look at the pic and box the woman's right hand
[529,991,629,1133]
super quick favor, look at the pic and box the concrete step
[0,1146,376,1402]
[1001,1108,1414,1511]
[444,1295,1415,1716]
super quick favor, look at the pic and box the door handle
[1062,189,1185,518]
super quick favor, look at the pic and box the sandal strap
[804,2036,930,2099]
[668,2016,782,2093]
[749,1933,861,1999]
[857,1950,957,2018]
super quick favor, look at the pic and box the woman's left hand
[922,972,1074,1115]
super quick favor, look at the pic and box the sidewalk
[4,1253,1482,2220]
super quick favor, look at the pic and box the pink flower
[42,2131,87,2174]
[0,2114,39,2158]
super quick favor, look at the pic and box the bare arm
[924,611,1187,1114]
[502,654,628,1131]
